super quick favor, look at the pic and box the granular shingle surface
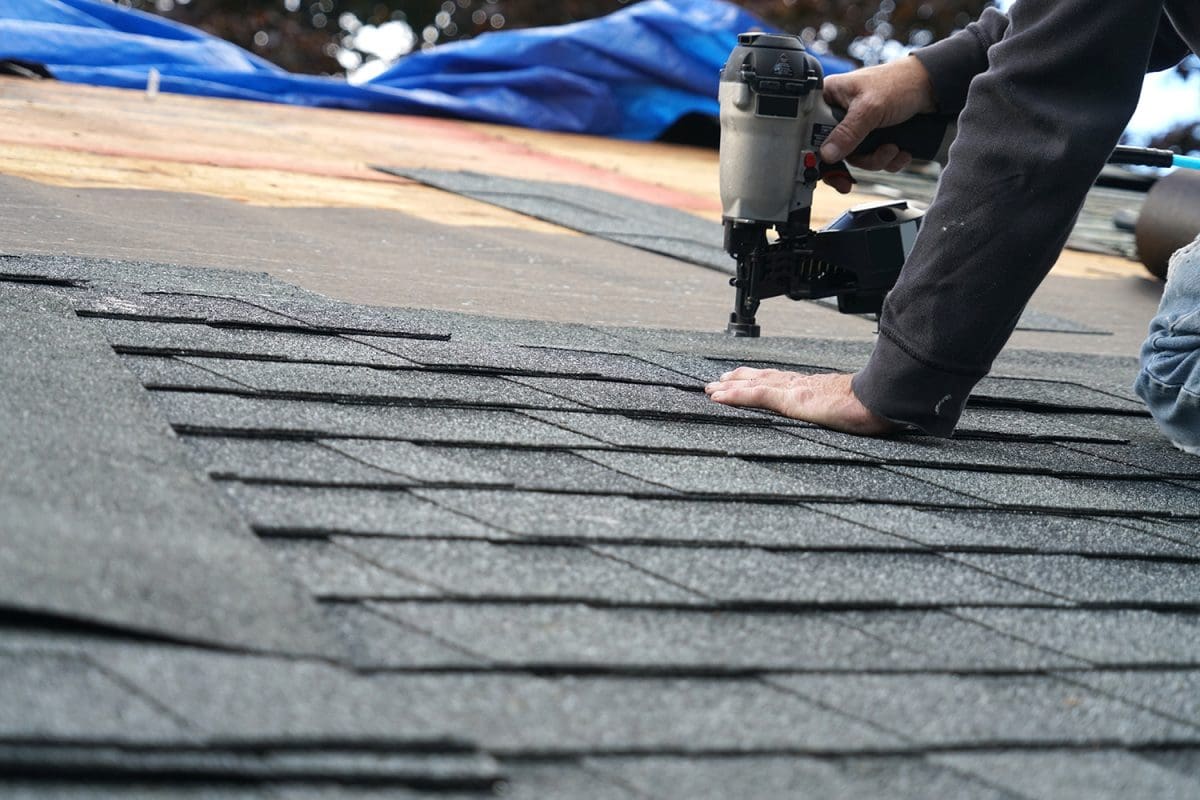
[4,254,1200,798]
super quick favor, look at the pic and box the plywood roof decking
[2,254,1199,798]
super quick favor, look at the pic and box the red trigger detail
[803,152,817,169]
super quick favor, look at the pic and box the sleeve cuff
[851,330,985,437]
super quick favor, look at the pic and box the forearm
[854,0,1165,436]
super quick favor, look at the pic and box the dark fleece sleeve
[851,0,1170,436]
[912,8,1009,113]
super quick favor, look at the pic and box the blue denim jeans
[1134,233,1200,455]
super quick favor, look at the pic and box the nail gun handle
[831,108,956,162]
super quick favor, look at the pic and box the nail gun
[719,32,954,337]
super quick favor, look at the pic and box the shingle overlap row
[3,256,1199,798]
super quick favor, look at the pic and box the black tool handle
[830,107,955,161]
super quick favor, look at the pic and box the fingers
[711,366,786,385]
[819,81,886,164]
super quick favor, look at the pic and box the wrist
[895,55,937,115]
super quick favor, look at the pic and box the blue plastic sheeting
[0,0,850,139]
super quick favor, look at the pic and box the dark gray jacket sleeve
[851,0,1184,436]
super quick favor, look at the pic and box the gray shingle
[120,355,250,391]
[95,645,899,751]
[586,755,1018,800]
[957,608,1200,665]
[817,504,1200,557]
[366,602,918,670]
[832,610,1087,670]
[322,439,511,485]
[221,485,502,538]
[337,538,704,603]
[771,673,1196,745]
[524,410,851,459]
[594,546,1058,606]
[367,308,630,351]
[351,337,688,383]
[76,288,299,325]
[0,653,190,741]
[182,437,408,484]
[0,287,328,655]
[889,466,1200,515]
[419,447,667,493]
[972,376,1148,413]
[761,462,979,505]
[1067,477,1200,516]
[154,392,601,446]
[92,318,418,367]
[579,451,817,496]
[1064,439,1200,477]
[413,673,902,752]
[1061,670,1200,727]
[91,647,458,742]
[794,428,1150,475]
[182,357,579,409]
[951,553,1200,606]
[412,490,910,548]
[497,762,643,800]
[954,409,1123,443]
[931,750,1200,800]
[2,254,301,297]
[262,539,442,598]
[506,375,766,420]
[319,602,485,668]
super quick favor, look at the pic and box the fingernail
[719,372,733,381]
[821,143,842,163]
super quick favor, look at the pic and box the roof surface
[4,250,1200,799]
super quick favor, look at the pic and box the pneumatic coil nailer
[719,32,954,336]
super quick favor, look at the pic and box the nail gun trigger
[817,160,857,185]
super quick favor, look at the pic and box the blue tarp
[0,0,850,139]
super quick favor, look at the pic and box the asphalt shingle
[94,318,418,366]
[594,546,1059,606]
[956,608,1200,665]
[771,673,1196,745]
[365,602,918,670]
[336,538,704,603]
[262,539,443,598]
[524,409,852,458]
[816,504,1200,557]
[0,652,190,741]
[586,755,1019,800]
[412,490,910,548]
[952,553,1200,607]
[0,286,328,655]
[930,750,1200,800]
[153,392,601,446]
[419,446,667,493]
[221,485,503,538]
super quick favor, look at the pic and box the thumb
[820,99,882,164]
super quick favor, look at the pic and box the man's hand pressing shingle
[705,368,901,436]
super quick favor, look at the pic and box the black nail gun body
[719,32,953,337]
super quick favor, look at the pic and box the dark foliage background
[126,0,990,75]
